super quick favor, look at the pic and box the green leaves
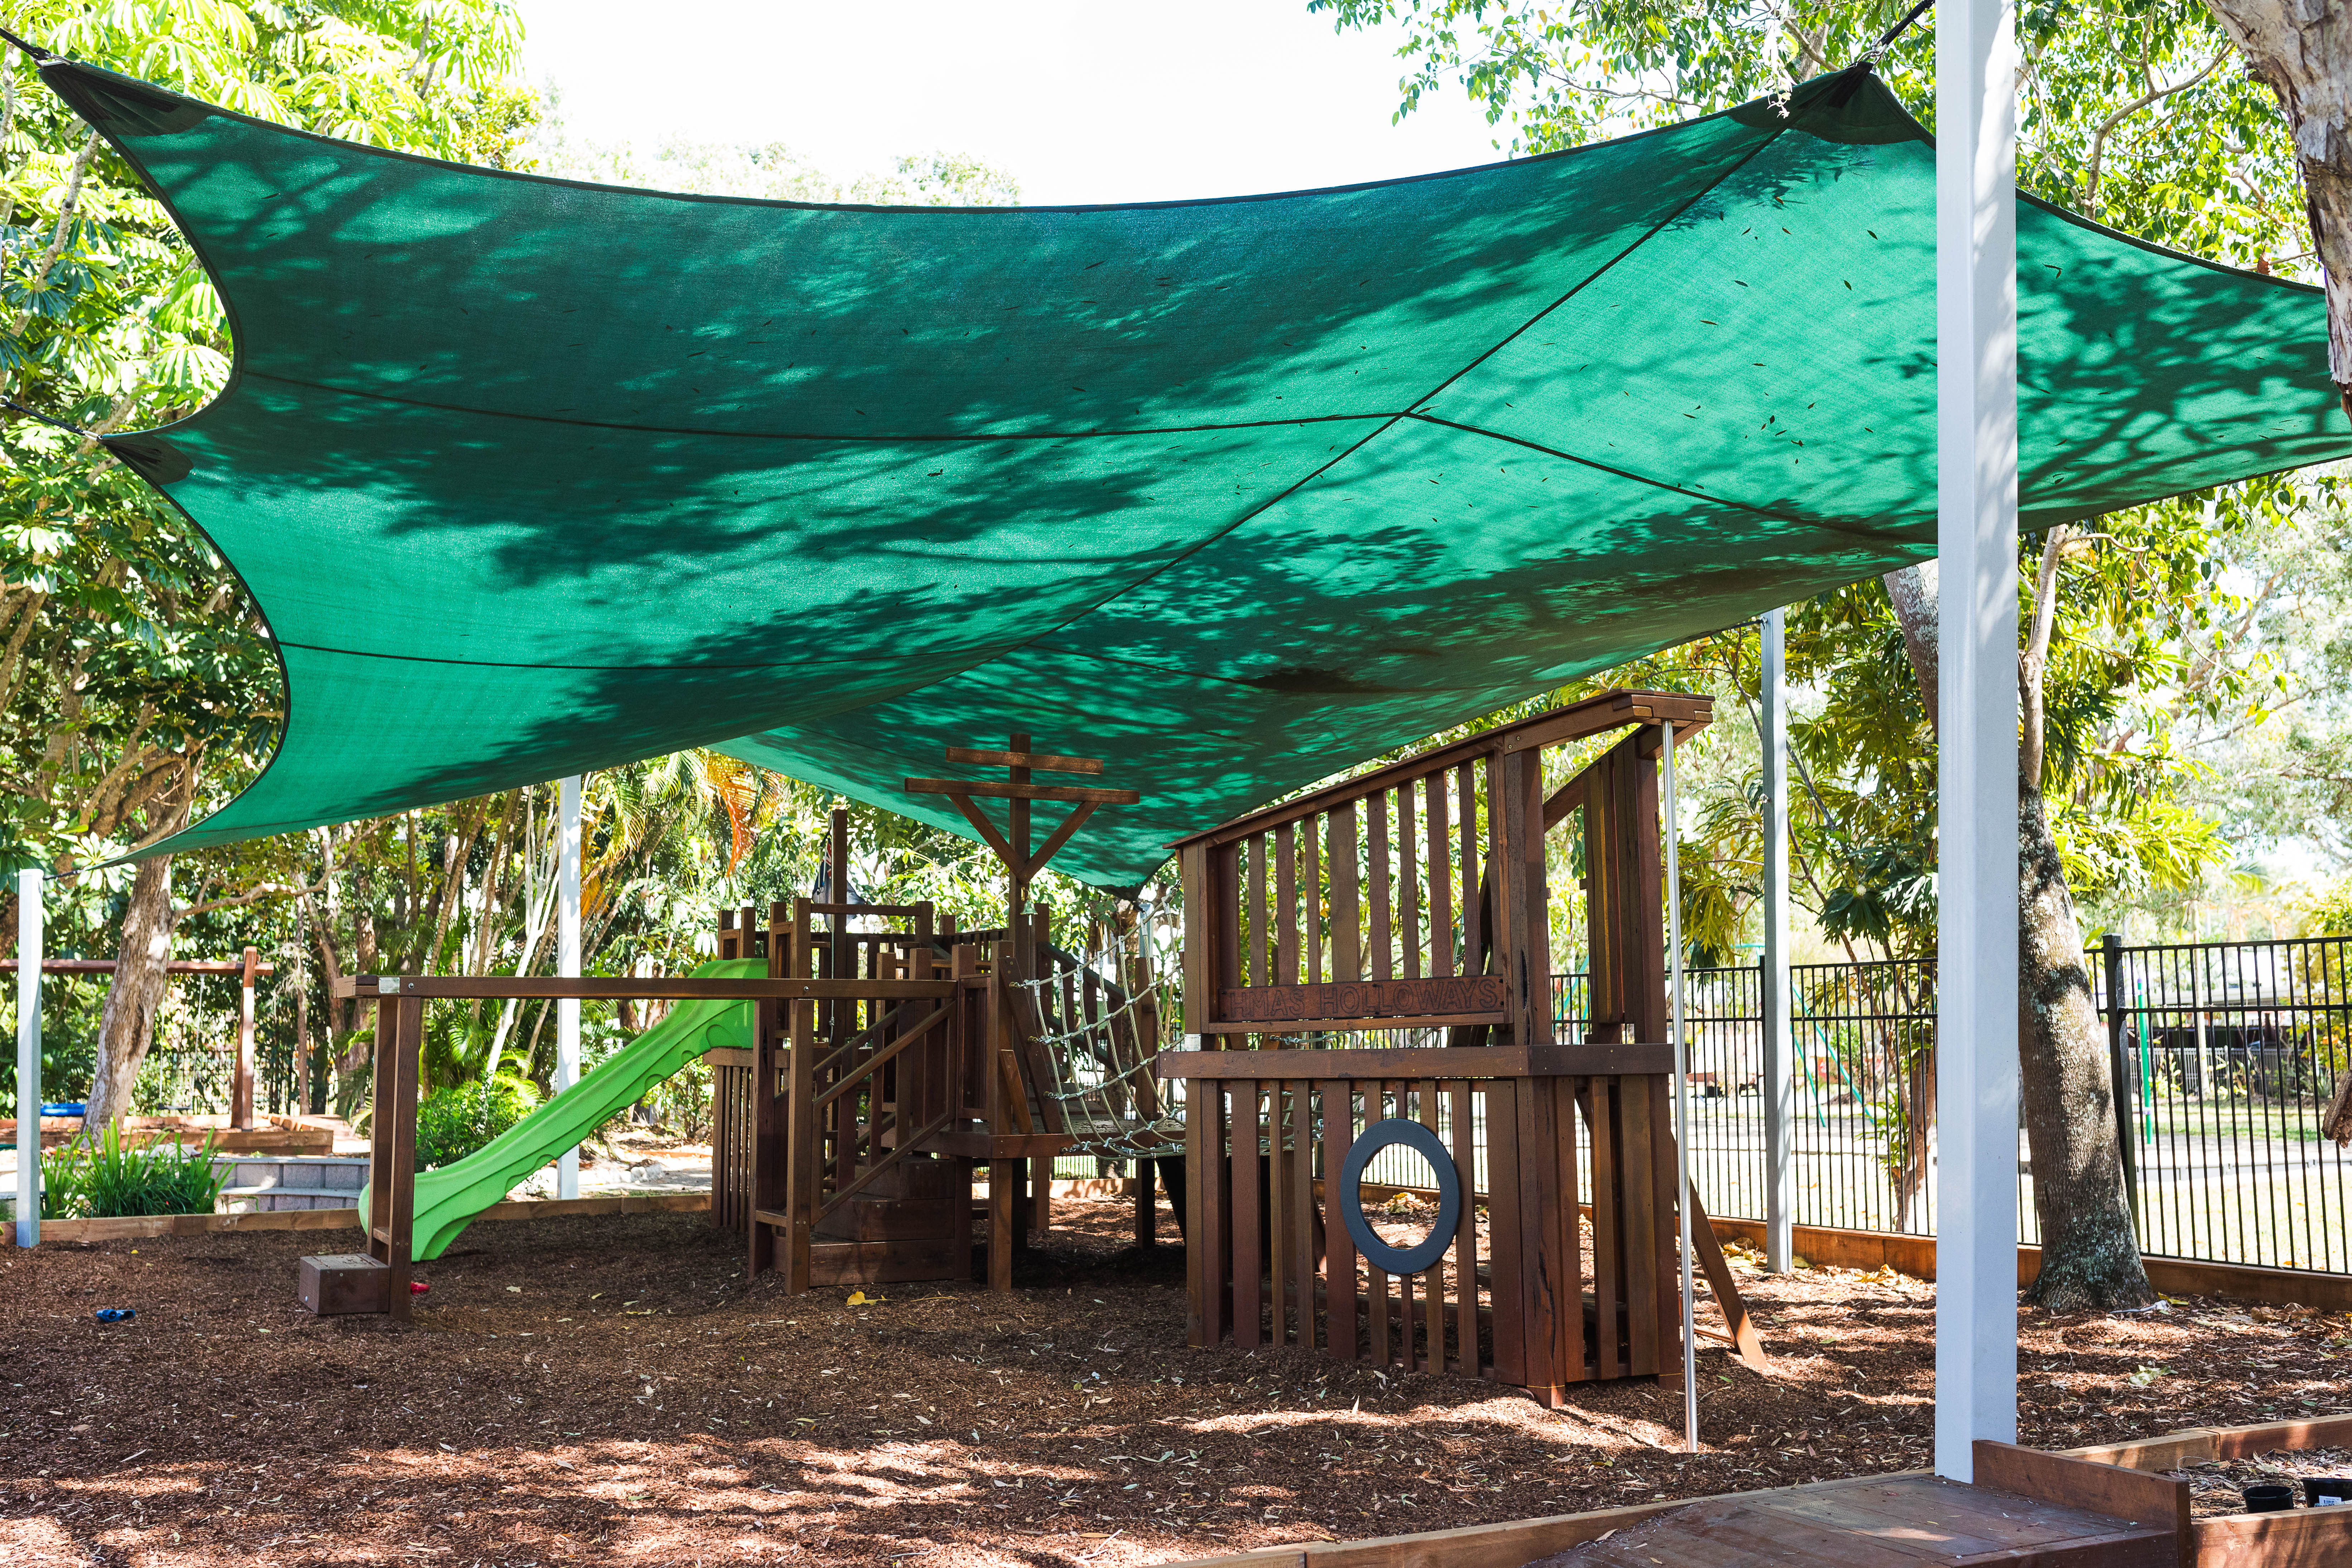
[2,0,529,874]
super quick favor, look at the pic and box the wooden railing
[1175,690,1708,1047]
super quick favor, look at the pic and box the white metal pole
[1936,0,2021,1483]
[1662,722,1699,1453]
[1760,608,1794,1273]
[16,868,42,1248]
[556,775,583,1201]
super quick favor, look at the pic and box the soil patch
[4,1198,2349,1566]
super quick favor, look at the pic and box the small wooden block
[299,1252,390,1316]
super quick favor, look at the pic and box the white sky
[520,0,1510,206]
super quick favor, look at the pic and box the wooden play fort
[1156,689,1764,1404]
[307,692,1762,1409]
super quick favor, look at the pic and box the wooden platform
[1170,1463,2181,1568]
[1542,1474,2175,1567]
[0,1115,334,1154]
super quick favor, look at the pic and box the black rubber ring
[1336,1118,1461,1276]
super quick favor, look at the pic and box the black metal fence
[2094,935,2352,1273]
[1551,936,2352,1277]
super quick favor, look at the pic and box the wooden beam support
[946,747,1104,775]
[336,976,954,1001]
[907,778,1139,805]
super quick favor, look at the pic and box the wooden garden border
[1165,1416,2352,1568]
[28,1190,709,1244]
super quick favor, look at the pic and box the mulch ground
[4,1196,2350,1567]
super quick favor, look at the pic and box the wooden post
[783,994,816,1294]
[366,990,423,1319]
[233,945,259,1129]
[1135,1151,1158,1245]
[1498,753,1549,1047]
[1179,841,1209,1045]
[1008,733,1032,979]
[987,959,1015,1293]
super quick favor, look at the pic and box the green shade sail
[45,59,2349,886]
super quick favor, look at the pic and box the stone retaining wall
[213,1155,370,1213]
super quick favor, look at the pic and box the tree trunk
[1879,566,2151,1307]
[2204,0,2352,415]
[2018,786,2152,1308]
[86,854,176,1125]
[1882,564,1941,732]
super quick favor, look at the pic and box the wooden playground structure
[1158,689,1764,1403]
[267,691,2352,1566]
[308,692,1765,1419]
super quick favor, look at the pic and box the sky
[520,0,1510,207]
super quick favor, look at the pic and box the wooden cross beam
[905,735,1140,970]
[905,738,1138,884]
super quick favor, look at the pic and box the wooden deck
[1542,1473,2175,1567]
[1170,1462,2181,1568]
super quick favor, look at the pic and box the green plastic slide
[363,959,762,1260]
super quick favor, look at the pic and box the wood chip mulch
[2167,1446,2352,1517]
[4,1197,2350,1566]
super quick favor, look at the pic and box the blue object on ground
[94,1308,135,1323]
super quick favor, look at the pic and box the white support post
[1661,722,1699,1454]
[16,868,42,1248]
[1760,608,1794,1274]
[556,774,583,1201]
[1936,0,2021,1483]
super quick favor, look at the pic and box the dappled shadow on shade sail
[44,59,2348,885]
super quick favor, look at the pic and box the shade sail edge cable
[240,368,1409,444]
[1400,411,1937,545]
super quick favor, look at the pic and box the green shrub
[34,1122,229,1220]
[414,1075,543,1170]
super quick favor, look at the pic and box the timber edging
[1167,1414,2352,1567]
[1158,1472,1930,1568]
[25,1191,711,1244]
[1695,1216,2352,1313]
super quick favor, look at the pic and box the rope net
[1017,905,1185,1162]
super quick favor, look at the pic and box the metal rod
[1662,721,1699,1453]
[2102,932,2140,1229]
[1760,607,1794,1272]
[15,868,40,1248]
[557,773,583,1201]
[1934,0,2023,1481]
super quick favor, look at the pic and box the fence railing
[1540,938,2352,1276]
[2095,935,2352,1273]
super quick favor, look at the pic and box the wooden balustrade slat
[1233,1083,1264,1348]
[1302,817,1323,988]
[1330,804,1360,985]
[1399,784,1421,982]
[1450,1079,1478,1375]
[1273,824,1297,989]
[1457,764,1481,978]
[1485,1075,1524,1386]
[1427,772,1454,980]
[1420,1078,1443,1372]
[1322,1079,1358,1362]
[1245,832,1267,990]
[1268,1079,1290,1346]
